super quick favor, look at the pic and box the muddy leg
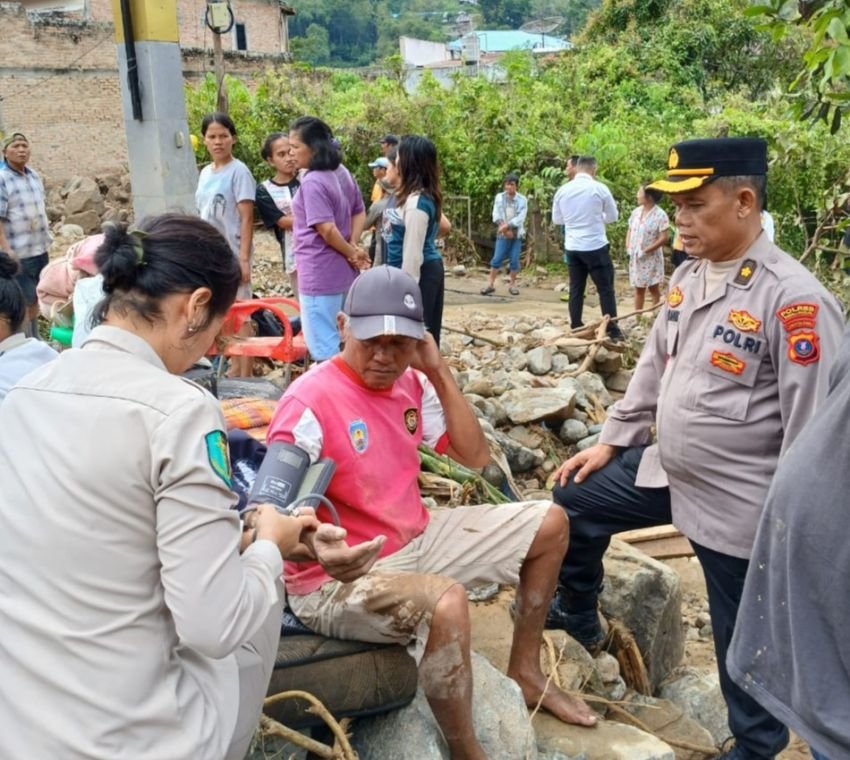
[507,504,598,727]
[420,583,487,760]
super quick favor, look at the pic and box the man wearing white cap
[267,265,598,759]
[368,156,390,203]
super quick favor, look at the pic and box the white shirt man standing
[551,156,622,340]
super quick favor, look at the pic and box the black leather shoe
[544,597,606,653]
[715,745,774,760]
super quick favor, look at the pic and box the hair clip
[127,228,149,266]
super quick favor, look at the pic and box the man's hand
[349,247,371,271]
[239,258,251,284]
[409,332,444,377]
[309,524,386,583]
[254,503,320,558]
[553,443,618,487]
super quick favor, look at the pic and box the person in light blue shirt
[481,173,528,297]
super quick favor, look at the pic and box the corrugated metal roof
[447,30,570,53]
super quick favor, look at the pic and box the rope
[262,689,357,759]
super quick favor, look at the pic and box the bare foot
[513,672,598,727]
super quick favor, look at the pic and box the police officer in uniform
[549,138,846,760]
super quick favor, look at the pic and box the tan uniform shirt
[0,326,282,759]
[600,233,845,558]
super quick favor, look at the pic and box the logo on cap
[403,294,416,310]
[668,148,680,170]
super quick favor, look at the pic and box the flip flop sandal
[509,286,520,295]
[480,285,496,295]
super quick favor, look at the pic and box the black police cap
[648,137,768,194]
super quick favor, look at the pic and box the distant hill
[289,0,601,67]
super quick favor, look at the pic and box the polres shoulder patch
[205,430,233,488]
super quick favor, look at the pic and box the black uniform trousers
[565,244,619,334]
[553,446,789,758]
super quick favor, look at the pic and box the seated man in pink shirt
[267,266,597,759]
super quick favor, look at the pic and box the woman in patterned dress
[625,184,669,310]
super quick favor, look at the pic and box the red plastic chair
[207,297,308,384]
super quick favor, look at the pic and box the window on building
[235,22,247,51]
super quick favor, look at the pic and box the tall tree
[746,0,850,132]
[479,0,533,28]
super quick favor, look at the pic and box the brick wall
[74,0,284,54]
[0,3,287,181]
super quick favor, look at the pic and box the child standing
[256,132,301,299]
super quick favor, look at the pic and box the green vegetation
[187,0,850,299]
[287,0,602,68]
[747,1,850,132]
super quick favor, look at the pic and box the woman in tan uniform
[0,215,320,760]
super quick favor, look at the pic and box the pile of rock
[441,312,636,493]
[45,172,133,235]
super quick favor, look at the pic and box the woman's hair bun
[0,250,20,280]
[95,222,142,294]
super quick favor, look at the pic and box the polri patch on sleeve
[787,331,820,366]
[776,302,818,332]
[205,430,233,488]
[733,259,757,286]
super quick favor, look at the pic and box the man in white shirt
[552,156,622,340]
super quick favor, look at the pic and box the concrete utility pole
[111,0,199,219]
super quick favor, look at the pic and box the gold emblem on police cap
[668,148,680,170]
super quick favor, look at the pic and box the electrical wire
[204,1,234,35]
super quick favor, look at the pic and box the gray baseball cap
[344,266,425,340]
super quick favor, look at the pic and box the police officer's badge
[205,430,233,488]
[404,407,419,435]
[349,419,369,453]
[667,286,684,308]
[787,331,820,366]
[728,309,761,333]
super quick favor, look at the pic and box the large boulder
[658,668,730,746]
[605,369,633,394]
[575,372,613,408]
[600,539,685,691]
[534,712,674,760]
[63,210,102,234]
[500,387,577,425]
[592,345,623,375]
[494,431,539,473]
[622,694,716,760]
[527,346,554,375]
[64,176,105,217]
[559,418,589,445]
[352,652,537,759]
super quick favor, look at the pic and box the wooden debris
[618,525,695,559]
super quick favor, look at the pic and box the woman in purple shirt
[288,117,369,360]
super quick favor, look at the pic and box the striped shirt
[0,164,51,259]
